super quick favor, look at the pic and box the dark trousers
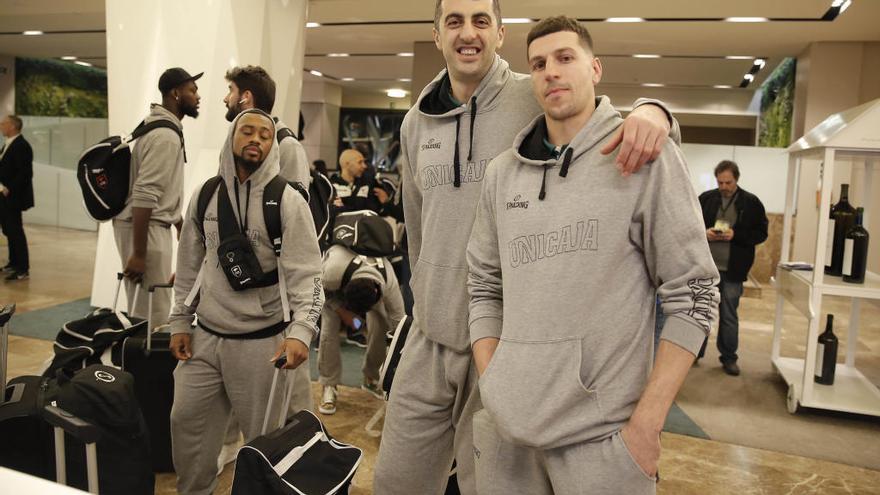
[0,197,29,272]
[698,271,743,363]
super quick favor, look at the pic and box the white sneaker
[319,386,338,415]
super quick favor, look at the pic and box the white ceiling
[1,1,879,105]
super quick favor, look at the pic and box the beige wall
[342,89,411,111]
[0,55,14,117]
[301,81,342,170]
[790,42,880,275]
[411,41,445,106]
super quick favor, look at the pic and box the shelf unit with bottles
[772,99,880,416]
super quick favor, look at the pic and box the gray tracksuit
[275,118,310,188]
[113,103,185,327]
[318,245,406,387]
[466,97,719,494]
[168,111,324,495]
[375,54,682,495]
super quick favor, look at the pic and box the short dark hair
[313,159,328,176]
[527,16,594,52]
[715,160,740,180]
[6,115,23,132]
[343,278,382,315]
[225,65,276,114]
[434,0,502,30]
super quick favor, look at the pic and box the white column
[92,0,308,307]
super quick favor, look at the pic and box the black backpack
[276,127,336,251]
[331,210,396,257]
[77,120,183,221]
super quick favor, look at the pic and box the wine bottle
[825,184,856,276]
[815,314,838,385]
[842,207,870,284]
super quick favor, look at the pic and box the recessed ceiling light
[23,30,44,35]
[309,70,323,77]
[633,54,661,59]
[306,22,320,28]
[753,58,766,68]
[387,89,407,98]
[398,78,411,82]
[725,17,768,22]
[61,56,77,61]
[502,18,532,24]
[642,83,665,87]
[725,55,753,60]
[75,61,92,67]
[832,0,852,12]
[605,17,644,23]
[713,85,733,89]
[342,77,355,81]
[743,74,755,81]
[397,52,414,57]
[327,53,349,57]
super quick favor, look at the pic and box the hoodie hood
[220,108,280,191]
[415,55,513,188]
[512,96,622,200]
[145,103,183,130]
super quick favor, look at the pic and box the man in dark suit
[0,115,34,281]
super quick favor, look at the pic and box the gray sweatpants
[373,325,480,495]
[170,327,295,495]
[317,300,388,386]
[112,221,172,328]
[473,409,657,495]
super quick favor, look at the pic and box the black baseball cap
[158,67,204,94]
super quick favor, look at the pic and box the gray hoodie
[275,118,310,188]
[169,110,324,346]
[402,55,681,352]
[117,104,185,226]
[467,96,719,450]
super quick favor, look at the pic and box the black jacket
[699,187,768,282]
[0,136,35,211]
[329,173,393,217]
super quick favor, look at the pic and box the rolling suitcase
[0,304,59,480]
[232,357,363,494]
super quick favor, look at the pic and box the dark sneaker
[722,361,740,376]
[1,264,15,273]
[362,378,384,399]
[5,271,28,281]
[344,330,367,348]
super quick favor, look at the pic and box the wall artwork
[758,57,796,148]
[15,57,108,118]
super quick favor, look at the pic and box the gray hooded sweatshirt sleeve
[467,96,718,450]
[169,110,324,347]
[275,118,310,188]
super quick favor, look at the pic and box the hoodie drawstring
[453,115,462,188]
[453,97,478,189]
[539,165,549,201]
[538,148,575,201]
[467,96,477,161]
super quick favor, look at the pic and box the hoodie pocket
[410,259,470,351]
[479,337,604,449]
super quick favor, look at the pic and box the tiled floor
[4,225,880,494]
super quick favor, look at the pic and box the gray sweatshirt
[117,104,185,225]
[275,118,310,188]
[402,55,681,352]
[467,96,719,450]
[169,111,324,346]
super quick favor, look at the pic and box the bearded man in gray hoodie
[167,109,323,495]
[374,1,681,494]
[467,17,720,494]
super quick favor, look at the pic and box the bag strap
[262,175,291,322]
[276,127,296,145]
[340,256,388,290]
[215,180,242,240]
[196,176,224,242]
[129,119,187,162]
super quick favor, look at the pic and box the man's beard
[182,102,199,119]
[224,102,241,122]
[234,154,263,174]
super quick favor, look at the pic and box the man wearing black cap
[113,67,201,327]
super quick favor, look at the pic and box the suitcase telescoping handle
[146,283,174,354]
[43,404,102,494]
[0,304,16,393]
[260,356,295,435]
[114,272,143,318]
